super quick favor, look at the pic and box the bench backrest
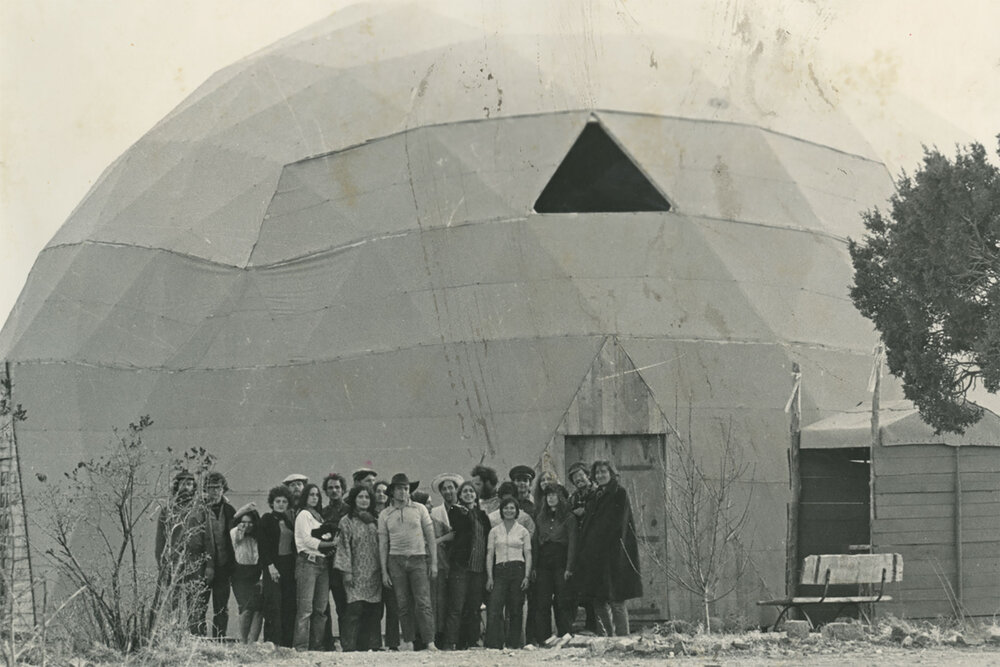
[800,553,903,586]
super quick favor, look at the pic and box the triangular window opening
[534,122,671,213]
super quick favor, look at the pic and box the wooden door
[565,434,670,622]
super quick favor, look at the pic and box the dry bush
[632,413,756,633]
[29,417,219,658]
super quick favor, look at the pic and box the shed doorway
[565,434,670,622]
[797,447,871,623]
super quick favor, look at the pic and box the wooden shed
[801,400,1000,619]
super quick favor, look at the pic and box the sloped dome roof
[0,0,892,368]
[45,0,881,266]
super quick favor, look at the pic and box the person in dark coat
[322,472,350,650]
[259,485,297,647]
[202,471,237,638]
[575,460,641,636]
[443,480,492,650]
[155,470,213,635]
[566,461,598,633]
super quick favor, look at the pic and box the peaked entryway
[533,121,672,213]
[543,336,674,622]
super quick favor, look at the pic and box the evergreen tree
[849,138,1000,434]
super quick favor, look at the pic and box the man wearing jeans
[378,473,438,651]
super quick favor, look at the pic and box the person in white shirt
[488,481,536,535]
[293,483,336,651]
[484,496,532,649]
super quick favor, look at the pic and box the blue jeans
[387,554,434,644]
[294,554,329,650]
[486,561,525,649]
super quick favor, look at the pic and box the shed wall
[872,443,1000,618]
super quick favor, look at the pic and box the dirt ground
[257,646,999,666]
[118,631,1000,667]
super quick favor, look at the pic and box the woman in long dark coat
[259,485,297,647]
[575,460,642,636]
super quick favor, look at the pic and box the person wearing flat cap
[352,468,377,490]
[377,473,439,651]
[509,465,536,517]
[282,473,308,511]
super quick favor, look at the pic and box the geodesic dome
[0,0,899,622]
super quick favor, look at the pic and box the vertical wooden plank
[954,447,963,606]
[786,362,801,599]
[577,364,595,434]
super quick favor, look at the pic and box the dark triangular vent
[534,122,671,213]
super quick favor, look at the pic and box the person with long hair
[576,460,642,637]
[259,485,296,647]
[443,480,491,650]
[484,496,532,649]
[532,483,577,641]
[293,483,336,650]
[230,504,264,642]
[333,485,382,651]
[373,480,390,514]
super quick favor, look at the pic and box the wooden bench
[758,553,903,629]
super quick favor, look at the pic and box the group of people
[154,458,642,652]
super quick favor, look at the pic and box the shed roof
[801,399,1000,449]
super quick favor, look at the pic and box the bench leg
[771,605,793,631]
[771,605,813,632]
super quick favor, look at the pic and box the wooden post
[869,345,882,553]
[954,447,964,606]
[870,347,881,450]
[785,363,802,599]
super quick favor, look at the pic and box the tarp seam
[4,335,875,373]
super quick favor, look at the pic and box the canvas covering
[1,0,909,620]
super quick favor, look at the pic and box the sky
[1,0,998,332]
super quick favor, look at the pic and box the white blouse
[230,525,259,565]
[488,521,531,564]
[294,509,325,557]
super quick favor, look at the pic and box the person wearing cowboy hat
[377,473,439,651]
[429,472,462,644]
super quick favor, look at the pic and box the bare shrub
[31,417,218,655]
[633,413,756,633]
